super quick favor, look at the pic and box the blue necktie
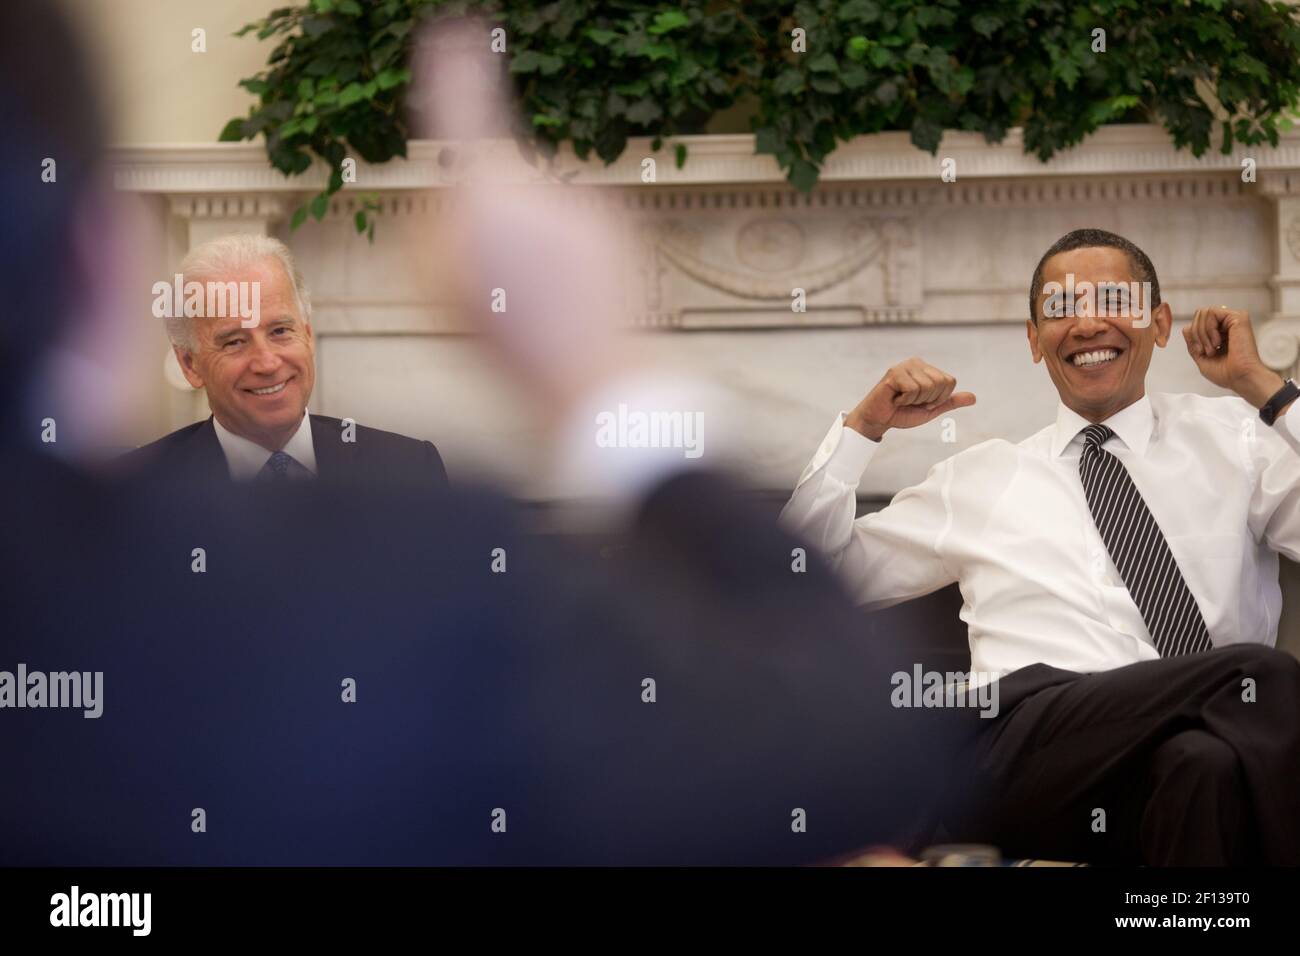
[257,451,309,483]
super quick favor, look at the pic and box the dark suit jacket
[119,414,447,489]
[0,448,954,866]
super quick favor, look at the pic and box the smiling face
[175,257,315,452]
[1027,246,1171,424]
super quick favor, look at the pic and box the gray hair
[166,234,312,351]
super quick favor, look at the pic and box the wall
[66,0,268,144]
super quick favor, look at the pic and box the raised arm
[781,357,976,609]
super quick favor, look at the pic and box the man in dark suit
[123,233,446,488]
[123,411,447,488]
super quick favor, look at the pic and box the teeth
[250,381,287,395]
[1071,349,1119,367]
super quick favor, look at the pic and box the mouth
[243,377,292,397]
[1066,347,1124,370]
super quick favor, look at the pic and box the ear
[1152,301,1172,348]
[304,319,314,350]
[174,345,206,389]
[1026,319,1044,363]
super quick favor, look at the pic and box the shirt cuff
[796,412,880,488]
[1276,404,1300,456]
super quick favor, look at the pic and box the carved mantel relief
[631,210,920,328]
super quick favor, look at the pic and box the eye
[223,339,243,349]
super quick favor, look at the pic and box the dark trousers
[941,644,1300,865]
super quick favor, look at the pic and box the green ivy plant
[222,0,1300,236]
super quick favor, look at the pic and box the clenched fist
[844,357,977,442]
[1183,307,1286,408]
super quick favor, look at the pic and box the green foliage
[222,0,1300,232]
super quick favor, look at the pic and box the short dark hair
[0,0,107,410]
[1028,228,1161,324]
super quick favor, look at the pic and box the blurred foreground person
[0,3,954,865]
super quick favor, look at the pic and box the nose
[247,339,282,375]
[1072,310,1109,338]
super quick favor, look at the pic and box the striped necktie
[1077,423,1212,657]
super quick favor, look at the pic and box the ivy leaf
[311,193,329,221]
[642,43,677,62]
[788,157,819,192]
[971,13,1001,38]
[375,67,410,90]
[337,82,367,107]
[1056,56,1080,89]
[218,118,246,141]
[869,46,893,68]
[613,78,649,97]
[808,53,839,73]
[910,117,944,153]
[754,126,782,155]
[773,69,805,95]
[301,16,333,38]
[840,63,869,89]
[840,0,881,24]
[625,98,664,124]
[648,10,691,35]
[511,50,565,75]
[290,205,309,231]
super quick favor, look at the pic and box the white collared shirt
[780,393,1300,680]
[212,412,318,482]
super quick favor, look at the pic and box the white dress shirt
[781,392,1300,681]
[212,412,318,482]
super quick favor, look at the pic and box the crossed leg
[942,644,1300,865]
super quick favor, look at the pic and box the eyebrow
[211,316,296,344]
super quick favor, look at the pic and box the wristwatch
[1260,378,1300,426]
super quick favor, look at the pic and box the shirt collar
[1050,394,1154,459]
[212,412,318,481]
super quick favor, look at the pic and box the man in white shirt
[123,234,447,489]
[782,228,1300,865]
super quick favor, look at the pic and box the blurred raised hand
[408,17,635,424]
